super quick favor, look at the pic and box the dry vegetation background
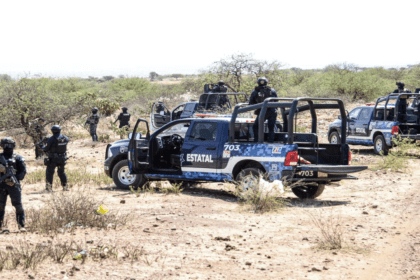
[0,55,420,279]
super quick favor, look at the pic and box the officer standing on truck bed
[249,77,278,143]
[114,107,131,128]
[0,137,27,233]
[41,125,69,192]
[85,107,100,142]
[393,82,412,93]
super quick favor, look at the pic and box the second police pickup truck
[328,91,420,155]
[116,97,367,199]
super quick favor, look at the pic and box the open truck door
[150,102,171,131]
[128,118,150,174]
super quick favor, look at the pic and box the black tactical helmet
[396,81,405,90]
[122,107,128,112]
[92,107,98,113]
[0,137,16,149]
[257,77,268,86]
[218,80,225,86]
[51,125,61,133]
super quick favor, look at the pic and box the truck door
[355,108,373,137]
[347,108,362,137]
[150,102,171,131]
[181,121,221,175]
[128,119,150,174]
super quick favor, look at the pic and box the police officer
[85,107,100,141]
[41,125,69,192]
[114,107,131,128]
[393,82,411,93]
[0,137,27,233]
[26,118,48,159]
[212,80,228,93]
[249,77,278,143]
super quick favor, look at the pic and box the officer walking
[114,107,131,128]
[85,107,100,141]
[0,137,27,233]
[41,125,69,192]
[26,118,48,159]
[249,77,278,143]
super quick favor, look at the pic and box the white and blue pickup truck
[328,92,420,155]
[107,97,368,199]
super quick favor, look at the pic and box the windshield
[158,123,189,137]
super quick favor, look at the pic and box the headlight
[107,147,113,158]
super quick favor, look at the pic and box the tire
[112,160,145,189]
[328,131,340,144]
[373,134,389,155]
[291,184,325,199]
[235,168,263,191]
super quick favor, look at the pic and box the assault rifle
[0,155,20,188]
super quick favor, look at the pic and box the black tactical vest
[49,134,69,154]
[89,113,100,124]
[255,86,274,103]
[120,113,130,122]
[0,153,17,175]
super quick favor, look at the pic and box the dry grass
[26,190,130,234]
[307,208,344,250]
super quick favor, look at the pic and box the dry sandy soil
[1,104,419,280]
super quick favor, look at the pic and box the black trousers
[89,124,98,141]
[0,184,24,227]
[46,158,67,186]
[253,112,277,143]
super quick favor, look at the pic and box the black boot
[17,215,26,232]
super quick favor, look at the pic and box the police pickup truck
[106,97,367,199]
[328,92,420,155]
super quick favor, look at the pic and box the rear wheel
[328,131,340,144]
[112,160,145,189]
[235,168,263,191]
[374,134,389,155]
[291,184,325,199]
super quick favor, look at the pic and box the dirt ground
[1,104,420,280]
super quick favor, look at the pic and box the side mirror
[128,132,142,139]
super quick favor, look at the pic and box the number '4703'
[224,145,240,151]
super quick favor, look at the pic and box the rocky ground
[0,103,419,279]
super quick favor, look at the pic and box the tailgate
[283,165,368,182]
[297,165,367,174]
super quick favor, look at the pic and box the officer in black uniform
[85,107,100,141]
[41,125,69,192]
[0,137,27,233]
[212,81,230,109]
[249,77,278,143]
[114,107,131,128]
[393,82,411,93]
[212,80,228,93]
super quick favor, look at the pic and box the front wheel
[328,131,341,144]
[291,184,325,199]
[374,134,389,155]
[112,159,145,189]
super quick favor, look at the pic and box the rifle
[0,155,21,188]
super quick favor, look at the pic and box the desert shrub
[161,182,183,195]
[375,136,420,172]
[26,190,129,233]
[233,175,287,213]
[308,209,344,250]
